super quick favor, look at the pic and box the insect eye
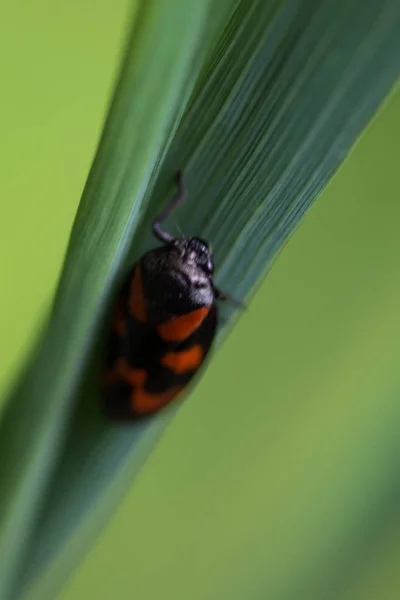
[206,260,214,273]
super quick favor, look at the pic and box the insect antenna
[152,171,187,243]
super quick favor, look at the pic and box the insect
[103,172,235,420]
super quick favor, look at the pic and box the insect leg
[215,287,246,310]
[152,171,187,243]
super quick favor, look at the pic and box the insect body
[103,172,230,419]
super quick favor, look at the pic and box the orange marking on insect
[130,265,147,322]
[132,386,182,415]
[114,359,147,387]
[157,307,210,341]
[161,344,203,374]
[112,299,126,335]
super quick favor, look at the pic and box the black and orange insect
[103,172,235,419]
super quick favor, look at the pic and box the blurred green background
[1,2,400,600]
